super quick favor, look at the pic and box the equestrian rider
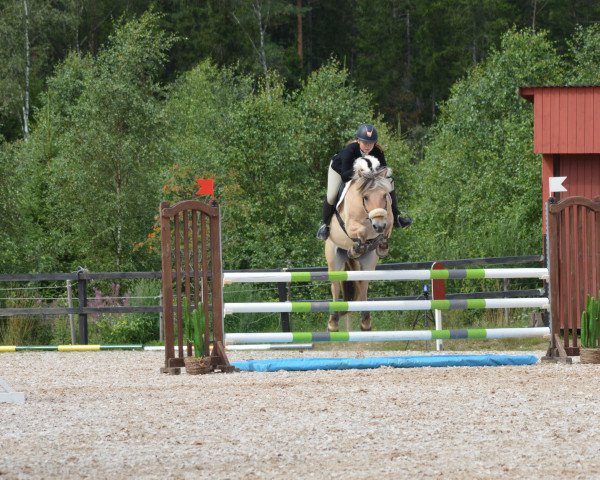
[316,123,412,241]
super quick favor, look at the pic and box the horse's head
[350,156,393,235]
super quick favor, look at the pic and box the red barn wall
[558,154,600,200]
[529,87,600,154]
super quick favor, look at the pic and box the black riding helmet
[356,123,378,143]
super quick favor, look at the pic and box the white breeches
[326,163,343,205]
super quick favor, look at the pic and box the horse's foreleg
[326,242,347,332]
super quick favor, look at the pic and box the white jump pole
[223,268,549,284]
[225,327,550,344]
[224,297,550,315]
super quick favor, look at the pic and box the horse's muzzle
[368,208,388,233]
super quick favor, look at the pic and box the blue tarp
[232,354,539,372]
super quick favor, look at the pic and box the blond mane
[351,167,393,194]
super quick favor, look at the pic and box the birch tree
[0,0,77,140]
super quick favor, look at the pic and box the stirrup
[316,223,330,241]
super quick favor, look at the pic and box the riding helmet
[356,123,378,143]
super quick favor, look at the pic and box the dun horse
[325,156,394,332]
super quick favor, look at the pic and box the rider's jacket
[331,142,387,183]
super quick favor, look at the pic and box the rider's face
[358,139,375,154]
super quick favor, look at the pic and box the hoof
[328,320,339,332]
[360,322,372,331]
[348,241,366,259]
[376,239,389,258]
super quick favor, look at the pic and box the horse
[324,156,394,332]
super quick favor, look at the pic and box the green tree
[567,24,600,84]
[162,59,413,270]
[0,0,79,141]
[406,29,564,261]
[15,12,174,272]
[0,141,21,272]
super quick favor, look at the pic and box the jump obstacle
[224,297,549,315]
[0,378,25,404]
[231,354,540,372]
[0,344,143,352]
[158,200,553,374]
[223,268,549,284]
[225,327,550,344]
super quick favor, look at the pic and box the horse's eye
[363,195,369,202]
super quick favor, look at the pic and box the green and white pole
[223,298,550,315]
[225,327,550,344]
[0,345,144,352]
[223,268,549,284]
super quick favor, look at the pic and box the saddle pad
[336,182,351,209]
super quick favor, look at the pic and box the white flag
[549,176,567,193]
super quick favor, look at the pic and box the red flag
[195,178,214,197]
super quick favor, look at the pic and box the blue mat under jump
[232,354,539,372]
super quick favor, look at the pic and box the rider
[316,123,412,241]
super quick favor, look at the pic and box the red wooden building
[519,86,600,228]
[520,86,600,358]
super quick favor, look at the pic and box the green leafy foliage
[14,12,174,272]
[4,17,600,343]
[567,24,600,84]
[406,29,565,262]
[163,59,412,270]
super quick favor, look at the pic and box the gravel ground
[1,349,599,480]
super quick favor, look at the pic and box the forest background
[1,0,599,344]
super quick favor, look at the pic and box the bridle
[334,191,389,255]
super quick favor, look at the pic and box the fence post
[66,280,76,344]
[77,268,88,344]
[431,262,445,351]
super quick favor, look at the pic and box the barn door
[159,200,231,374]
[547,196,600,359]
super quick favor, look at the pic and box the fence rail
[0,255,546,344]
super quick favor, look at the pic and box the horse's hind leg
[328,280,344,332]
[357,251,378,331]
[326,241,346,332]
[354,280,371,331]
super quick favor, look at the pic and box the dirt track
[1,349,599,479]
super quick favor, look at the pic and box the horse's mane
[351,158,393,194]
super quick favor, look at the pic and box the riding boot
[316,199,336,240]
[389,189,412,229]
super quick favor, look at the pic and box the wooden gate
[159,200,232,374]
[546,196,600,360]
